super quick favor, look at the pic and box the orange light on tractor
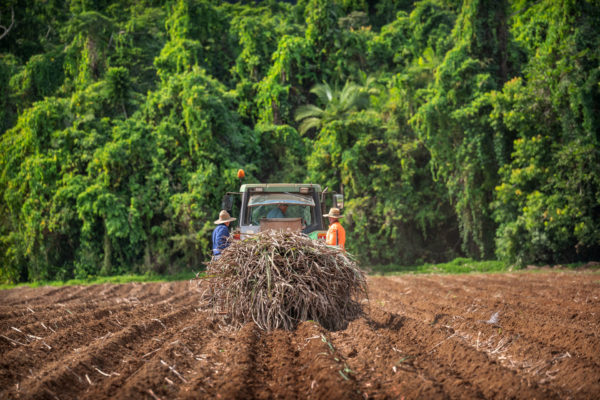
[237,169,245,179]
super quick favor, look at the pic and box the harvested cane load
[205,231,368,331]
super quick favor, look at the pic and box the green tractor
[221,182,343,241]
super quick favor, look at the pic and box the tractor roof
[240,183,322,193]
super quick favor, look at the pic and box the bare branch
[0,7,15,41]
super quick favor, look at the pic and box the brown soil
[1,272,599,399]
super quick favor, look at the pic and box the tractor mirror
[333,194,344,209]
[222,194,233,211]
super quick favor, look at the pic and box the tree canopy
[1,0,599,282]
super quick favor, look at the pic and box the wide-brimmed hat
[323,207,344,219]
[214,210,237,224]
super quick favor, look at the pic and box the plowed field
[1,272,599,399]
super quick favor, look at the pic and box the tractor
[221,178,343,241]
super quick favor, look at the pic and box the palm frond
[294,104,324,122]
[298,117,322,135]
[339,82,364,112]
[310,82,333,105]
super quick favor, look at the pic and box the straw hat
[214,210,237,224]
[323,207,344,219]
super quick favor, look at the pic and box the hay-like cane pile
[204,231,367,331]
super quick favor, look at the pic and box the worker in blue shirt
[212,210,236,259]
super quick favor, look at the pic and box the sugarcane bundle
[203,231,367,331]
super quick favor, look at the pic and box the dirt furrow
[331,312,466,399]
[404,290,599,362]
[175,318,250,399]
[371,275,600,359]
[389,273,599,324]
[450,274,599,324]
[205,322,262,399]
[245,329,302,399]
[0,282,200,397]
[378,307,557,399]
[415,305,600,398]
[3,305,197,400]
[0,299,106,328]
[0,301,166,389]
[369,275,600,398]
[0,286,80,306]
[81,310,216,399]
[0,283,166,330]
[292,321,361,400]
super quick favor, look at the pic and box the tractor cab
[222,182,343,240]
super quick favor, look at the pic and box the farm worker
[212,210,236,259]
[323,207,345,250]
[267,203,288,218]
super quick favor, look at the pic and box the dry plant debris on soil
[200,231,368,331]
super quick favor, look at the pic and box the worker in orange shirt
[323,207,345,250]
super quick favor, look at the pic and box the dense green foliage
[1,0,599,282]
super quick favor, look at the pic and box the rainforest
[1,0,599,282]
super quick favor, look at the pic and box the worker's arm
[326,224,338,247]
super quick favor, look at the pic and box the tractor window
[250,204,313,226]
[248,193,315,207]
[247,193,315,228]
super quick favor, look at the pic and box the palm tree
[294,80,370,136]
